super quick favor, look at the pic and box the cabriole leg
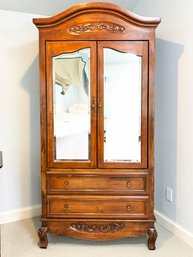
[147,227,157,250]
[38,226,48,248]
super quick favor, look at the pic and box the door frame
[46,41,97,169]
[97,41,148,169]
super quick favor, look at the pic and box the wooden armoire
[33,2,160,250]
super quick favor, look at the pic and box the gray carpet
[1,217,193,257]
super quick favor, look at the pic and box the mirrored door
[46,41,97,168]
[98,41,148,168]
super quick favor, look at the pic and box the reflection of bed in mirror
[53,48,91,161]
[54,111,90,160]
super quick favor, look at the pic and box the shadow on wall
[21,47,41,209]
[155,38,184,221]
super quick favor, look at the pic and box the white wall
[0,0,140,16]
[0,10,43,223]
[134,0,193,234]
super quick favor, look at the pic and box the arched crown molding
[33,2,161,29]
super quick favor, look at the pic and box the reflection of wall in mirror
[104,55,141,162]
[54,84,88,113]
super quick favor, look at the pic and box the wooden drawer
[47,196,148,218]
[47,175,146,194]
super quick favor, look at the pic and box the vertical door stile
[141,42,148,167]
[90,41,97,167]
[97,42,105,167]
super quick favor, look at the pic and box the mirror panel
[53,48,90,160]
[103,48,141,163]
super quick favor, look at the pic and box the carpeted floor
[1,217,193,257]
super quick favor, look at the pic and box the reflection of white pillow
[68,103,88,114]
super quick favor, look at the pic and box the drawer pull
[64,204,68,210]
[127,181,131,188]
[127,205,132,211]
[64,181,69,186]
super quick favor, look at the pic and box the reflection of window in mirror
[103,48,142,163]
[52,48,91,161]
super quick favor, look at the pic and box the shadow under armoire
[33,2,160,250]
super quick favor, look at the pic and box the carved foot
[38,227,48,248]
[147,227,157,250]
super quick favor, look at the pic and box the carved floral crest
[70,222,125,233]
[68,22,125,35]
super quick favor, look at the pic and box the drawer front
[47,196,148,218]
[47,175,146,194]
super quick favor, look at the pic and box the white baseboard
[155,209,193,248]
[1,206,193,249]
[0,205,41,224]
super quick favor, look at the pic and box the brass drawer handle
[64,181,69,186]
[127,181,131,188]
[127,205,132,211]
[64,204,68,210]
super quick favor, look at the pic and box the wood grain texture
[44,219,155,241]
[47,174,146,195]
[47,195,148,219]
[33,1,160,250]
